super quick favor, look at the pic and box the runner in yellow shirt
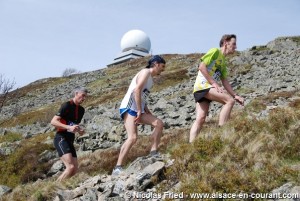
[189,34,244,143]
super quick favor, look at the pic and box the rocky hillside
[0,36,299,200]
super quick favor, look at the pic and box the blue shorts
[120,108,137,120]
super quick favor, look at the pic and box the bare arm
[199,63,224,93]
[222,79,244,106]
[134,69,151,123]
[221,79,235,96]
[50,115,80,133]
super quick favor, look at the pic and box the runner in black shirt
[51,87,88,182]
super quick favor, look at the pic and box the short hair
[219,34,236,47]
[73,87,88,95]
[146,55,166,68]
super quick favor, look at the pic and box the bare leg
[57,153,78,182]
[116,113,138,166]
[116,112,163,166]
[140,113,164,151]
[205,88,235,126]
[189,101,210,143]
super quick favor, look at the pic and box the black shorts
[53,133,77,157]
[194,89,212,103]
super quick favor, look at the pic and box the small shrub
[0,74,16,113]
[62,68,80,77]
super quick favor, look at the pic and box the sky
[0,0,299,88]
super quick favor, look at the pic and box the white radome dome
[121,30,151,53]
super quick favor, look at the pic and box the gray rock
[272,182,293,194]
[48,160,64,176]
[0,146,15,156]
[56,187,85,200]
[81,188,98,201]
[112,180,125,196]
[0,185,12,196]
[38,150,56,162]
[126,156,160,174]
[142,161,165,176]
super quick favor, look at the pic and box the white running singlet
[120,69,153,113]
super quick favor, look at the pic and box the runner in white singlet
[112,55,166,176]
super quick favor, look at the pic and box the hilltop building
[107,30,151,66]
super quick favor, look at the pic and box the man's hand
[134,111,142,125]
[78,126,85,136]
[68,125,80,132]
[234,95,244,106]
[68,125,85,135]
